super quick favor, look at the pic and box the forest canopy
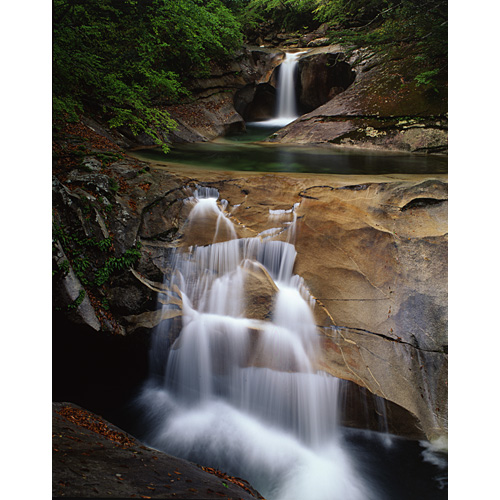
[53,0,243,145]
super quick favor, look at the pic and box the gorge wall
[132,38,447,154]
[53,33,447,443]
[53,134,447,441]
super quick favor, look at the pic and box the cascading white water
[275,52,303,122]
[136,187,378,500]
[251,51,306,128]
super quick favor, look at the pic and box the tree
[53,0,243,148]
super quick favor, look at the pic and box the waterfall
[136,187,378,500]
[275,51,303,122]
[252,51,306,128]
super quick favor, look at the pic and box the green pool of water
[131,124,447,175]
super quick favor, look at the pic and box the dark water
[132,124,447,175]
[229,122,283,142]
[341,428,447,500]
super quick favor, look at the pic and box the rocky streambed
[53,124,447,439]
[52,32,447,498]
[124,41,446,155]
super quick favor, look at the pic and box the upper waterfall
[275,51,304,122]
[251,51,306,128]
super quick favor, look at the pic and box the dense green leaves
[53,0,243,147]
[324,0,448,90]
[246,0,318,31]
[244,0,447,90]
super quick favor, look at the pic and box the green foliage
[53,0,243,148]
[414,68,440,90]
[109,178,119,193]
[53,220,142,288]
[72,256,92,282]
[67,289,87,310]
[312,0,447,88]
[59,260,70,275]
[95,237,113,252]
[53,95,82,124]
[93,244,142,287]
[246,0,318,31]
[101,297,111,311]
[312,0,384,26]
[94,152,124,166]
[53,259,70,278]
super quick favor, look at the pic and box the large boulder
[242,260,279,320]
[166,92,246,142]
[52,402,264,499]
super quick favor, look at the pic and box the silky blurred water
[133,187,447,500]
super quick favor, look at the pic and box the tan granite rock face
[150,170,447,440]
[293,180,448,348]
[164,47,286,143]
[288,179,447,439]
[241,260,279,321]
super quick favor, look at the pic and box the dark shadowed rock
[298,49,356,111]
[234,83,277,121]
[53,402,264,499]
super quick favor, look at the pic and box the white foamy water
[249,51,306,128]
[185,187,237,243]
[274,52,305,125]
[137,186,379,500]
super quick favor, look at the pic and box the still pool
[130,125,447,175]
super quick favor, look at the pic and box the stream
[130,181,447,500]
[129,50,447,499]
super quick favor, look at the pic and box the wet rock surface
[52,402,265,499]
[53,119,447,444]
